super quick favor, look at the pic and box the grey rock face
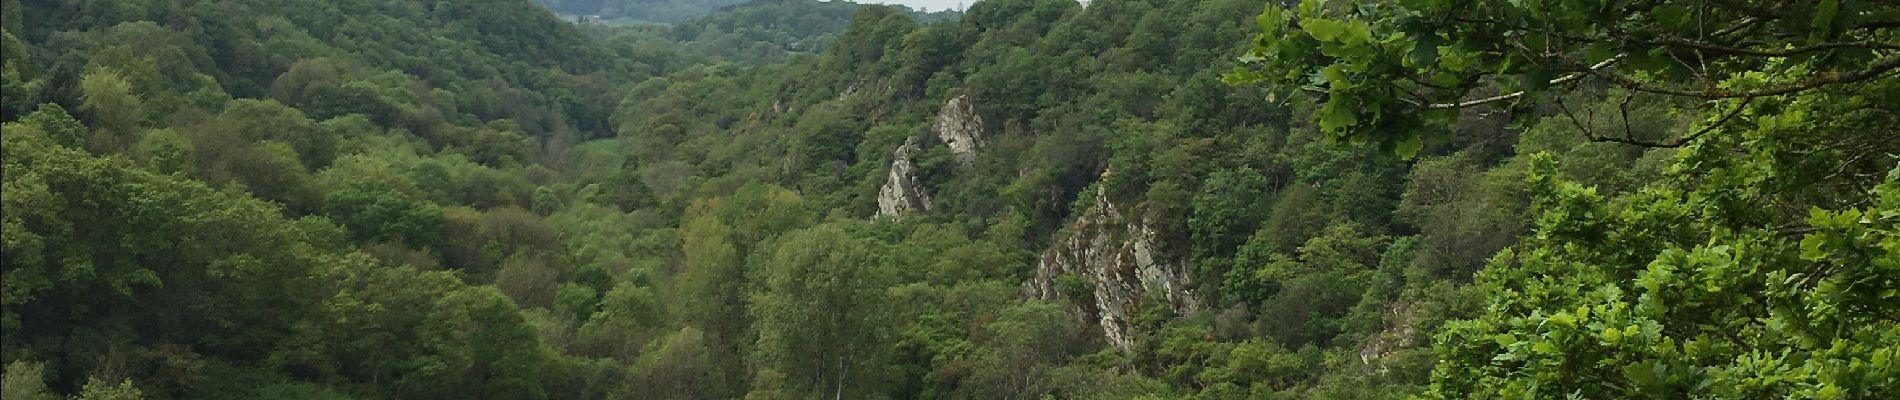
[1357,301,1419,369]
[1023,186,1199,352]
[876,137,932,218]
[877,94,985,218]
[935,95,985,166]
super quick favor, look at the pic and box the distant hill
[533,0,750,23]
[537,0,958,25]
[585,0,961,65]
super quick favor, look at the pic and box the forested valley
[2,0,1896,399]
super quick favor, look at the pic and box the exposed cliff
[877,94,986,218]
[934,94,985,166]
[1023,184,1199,351]
[876,137,932,218]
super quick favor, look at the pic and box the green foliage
[72,378,142,400]
[2,361,57,400]
[1231,0,1900,155]
[1,29,43,121]
[222,99,335,170]
[321,176,444,248]
[19,104,86,149]
[1394,154,1524,278]
[1429,158,1900,398]
[298,257,556,400]
[130,128,195,176]
[1188,167,1276,296]
[948,301,1121,399]
[576,279,665,352]
[3,125,328,368]
[748,223,895,398]
[588,158,658,212]
[77,67,142,147]
[1220,3,1900,395]
[619,327,717,400]
[3,116,549,398]
[1219,1,1900,398]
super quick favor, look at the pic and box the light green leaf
[1394,133,1422,159]
[1304,19,1347,42]
[1222,67,1265,85]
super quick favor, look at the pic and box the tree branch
[1649,37,1900,58]
[1425,55,1624,110]
[1584,96,1756,148]
[1856,18,1900,30]
[1589,55,1900,99]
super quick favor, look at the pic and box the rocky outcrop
[876,94,984,217]
[935,95,985,166]
[1358,301,1420,369]
[876,137,932,218]
[1023,184,1198,351]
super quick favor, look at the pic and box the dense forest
[1,0,1895,399]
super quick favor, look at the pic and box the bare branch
[1618,93,1635,141]
[1426,55,1624,110]
[1584,96,1757,148]
[1554,95,1598,139]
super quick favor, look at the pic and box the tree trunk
[834,354,848,400]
